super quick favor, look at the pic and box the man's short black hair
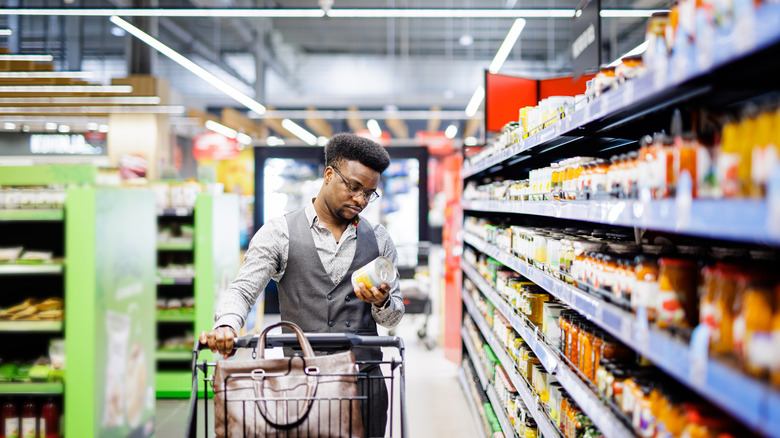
[325,133,391,173]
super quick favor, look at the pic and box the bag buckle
[305,366,320,375]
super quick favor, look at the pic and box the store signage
[572,0,601,79]
[193,131,239,160]
[29,134,103,155]
[415,131,454,155]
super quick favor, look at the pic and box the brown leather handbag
[213,321,364,438]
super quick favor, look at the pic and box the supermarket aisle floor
[155,314,479,437]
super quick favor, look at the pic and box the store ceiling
[2,0,668,141]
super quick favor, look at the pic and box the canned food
[351,256,396,290]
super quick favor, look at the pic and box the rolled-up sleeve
[371,225,404,328]
[214,217,287,335]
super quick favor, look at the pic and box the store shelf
[461,326,489,391]
[463,232,780,438]
[0,262,64,275]
[485,383,517,438]
[462,290,561,438]
[156,276,194,285]
[457,366,490,438]
[462,198,779,245]
[462,261,634,438]
[157,240,194,251]
[156,311,195,323]
[0,209,64,221]
[0,382,63,394]
[156,350,193,362]
[0,321,63,332]
[462,3,780,179]
[157,207,193,217]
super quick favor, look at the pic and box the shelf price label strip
[462,290,561,438]
[461,261,635,438]
[463,233,780,437]
[461,325,490,392]
[463,198,778,246]
[457,367,491,438]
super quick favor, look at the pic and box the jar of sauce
[732,271,774,377]
[657,257,698,329]
[1,399,19,438]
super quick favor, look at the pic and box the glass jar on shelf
[657,257,698,329]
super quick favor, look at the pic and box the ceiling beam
[304,106,333,138]
[426,105,442,132]
[346,106,367,133]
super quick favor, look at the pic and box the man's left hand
[355,282,390,307]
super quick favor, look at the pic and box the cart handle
[194,332,405,354]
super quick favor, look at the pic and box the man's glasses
[330,166,380,203]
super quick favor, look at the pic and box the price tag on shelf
[689,324,711,388]
[634,306,650,352]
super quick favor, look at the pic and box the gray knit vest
[278,207,381,361]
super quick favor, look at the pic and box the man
[200,133,404,436]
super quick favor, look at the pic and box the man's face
[324,160,381,221]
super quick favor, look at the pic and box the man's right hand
[199,326,237,359]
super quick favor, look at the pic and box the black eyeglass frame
[329,166,381,203]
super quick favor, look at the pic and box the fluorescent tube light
[205,120,238,138]
[607,40,650,67]
[99,124,109,133]
[0,85,132,93]
[445,124,458,139]
[2,8,663,18]
[0,54,53,61]
[464,136,478,146]
[465,86,485,118]
[600,9,669,18]
[44,122,57,131]
[317,136,329,146]
[0,96,160,104]
[57,125,71,133]
[4,123,16,130]
[0,106,185,114]
[0,71,93,79]
[488,18,526,74]
[0,29,12,36]
[110,16,267,116]
[86,122,98,131]
[266,136,282,146]
[281,119,317,145]
[236,133,252,145]
[367,119,382,138]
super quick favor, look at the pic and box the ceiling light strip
[0,105,185,114]
[0,85,133,93]
[465,86,485,118]
[0,54,54,61]
[0,96,160,104]
[488,18,526,74]
[110,16,266,116]
[0,29,12,36]
[281,119,317,145]
[2,8,664,18]
[607,41,650,67]
[257,110,479,120]
[0,71,94,79]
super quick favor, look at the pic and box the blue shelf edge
[463,232,780,438]
[462,198,780,246]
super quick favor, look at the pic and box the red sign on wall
[415,131,454,155]
[193,132,239,160]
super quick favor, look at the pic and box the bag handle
[256,321,316,359]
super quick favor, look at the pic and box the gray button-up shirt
[214,201,404,335]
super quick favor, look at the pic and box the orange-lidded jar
[560,310,573,356]
[633,254,660,321]
[569,317,583,366]
[578,323,594,373]
[710,263,740,354]
[657,257,698,329]
[680,405,732,438]
[771,284,780,387]
[732,270,775,377]
[590,329,605,383]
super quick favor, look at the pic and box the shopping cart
[186,331,407,438]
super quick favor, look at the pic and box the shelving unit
[463,233,780,435]
[0,263,65,275]
[457,365,490,438]
[462,292,562,438]
[0,382,64,395]
[155,193,240,398]
[459,9,780,437]
[0,209,64,221]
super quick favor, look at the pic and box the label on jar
[21,417,36,438]
[38,418,45,438]
[748,331,773,370]
[632,280,659,312]
[5,418,19,438]
[732,313,746,357]
[657,289,685,326]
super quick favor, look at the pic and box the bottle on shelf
[19,400,35,438]
[39,398,59,438]
[1,399,19,438]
